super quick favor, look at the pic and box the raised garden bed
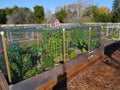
[1,41,119,90]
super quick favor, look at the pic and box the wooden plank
[35,54,102,90]
[0,71,9,90]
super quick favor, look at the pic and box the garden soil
[67,49,120,90]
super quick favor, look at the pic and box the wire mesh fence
[0,25,101,83]
[104,27,120,40]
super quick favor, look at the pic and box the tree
[12,5,19,11]
[65,4,78,23]
[0,9,7,24]
[112,0,120,22]
[63,0,90,23]
[45,9,52,23]
[92,6,99,22]
[55,8,68,23]
[82,6,94,22]
[111,0,120,22]
[34,5,45,23]
[112,0,120,11]
[5,7,13,15]
[7,7,35,24]
[97,7,110,22]
[111,11,120,22]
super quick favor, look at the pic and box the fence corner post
[0,31,12,83]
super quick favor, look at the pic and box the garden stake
[119,30,120,40]
[88,27,91,52]
[62,29,66,62]
[0,31,12,83]
[101,26,103,46]
[37,32,39,46]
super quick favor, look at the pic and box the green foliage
[41,31,63,58]
[7,43,42,83]
[55,9,68,23]
[92,6,99,22]
[42,56,54,69]
[69,50,77,58]
[70,28,100,51]
[112,0,120,11]
[7,7,35,24]
[34,5,45,23]
[91,6,110,22]
[6,26,101,83]
[12,5,19,11]
[112,0,120,22]
[0,6,35,24]
[107,34,119,40]
[71,30,89,50]
[23,68,42,80]
[5,8,13,15]
[0,9,7,24]
[82,48,87,53]
[91,40,100,50]
[8,43,23,83]
[21,54,32,74]
[97,14,110,22]
[111,11,120,22]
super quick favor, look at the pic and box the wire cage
[0,25,101,84]
[104,24,120,40]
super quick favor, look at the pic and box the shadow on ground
[53,62,67,90]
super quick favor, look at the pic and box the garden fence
[0,25,102,83]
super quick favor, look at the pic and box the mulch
[67,49,120,90]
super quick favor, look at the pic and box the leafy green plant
[23,68,42,79]
[69,50,77,59]
[107,34,119,40]
[70,30,89,50]
[8,43,23,83]
[82,48,87,53]
[21,54,32,74]
[41,31,63,58]
[42,55,54,69]
[6,26,101,83]
[7,43,43,83]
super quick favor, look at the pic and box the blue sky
[0,0,114,13]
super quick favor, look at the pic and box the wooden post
[118,29,120,40]
[37,32,39,46]
[62,28,66,62]
[88,27,91,52]
[0,70,9,90]
[10,32,12,43]
[25,32,28,39]
[0,31,12,83]
[106,27,109,37]
[6,31,9,43]
[100,26,103,46]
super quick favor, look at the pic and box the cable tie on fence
[89,50,94,54]
[88,55,93,59]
